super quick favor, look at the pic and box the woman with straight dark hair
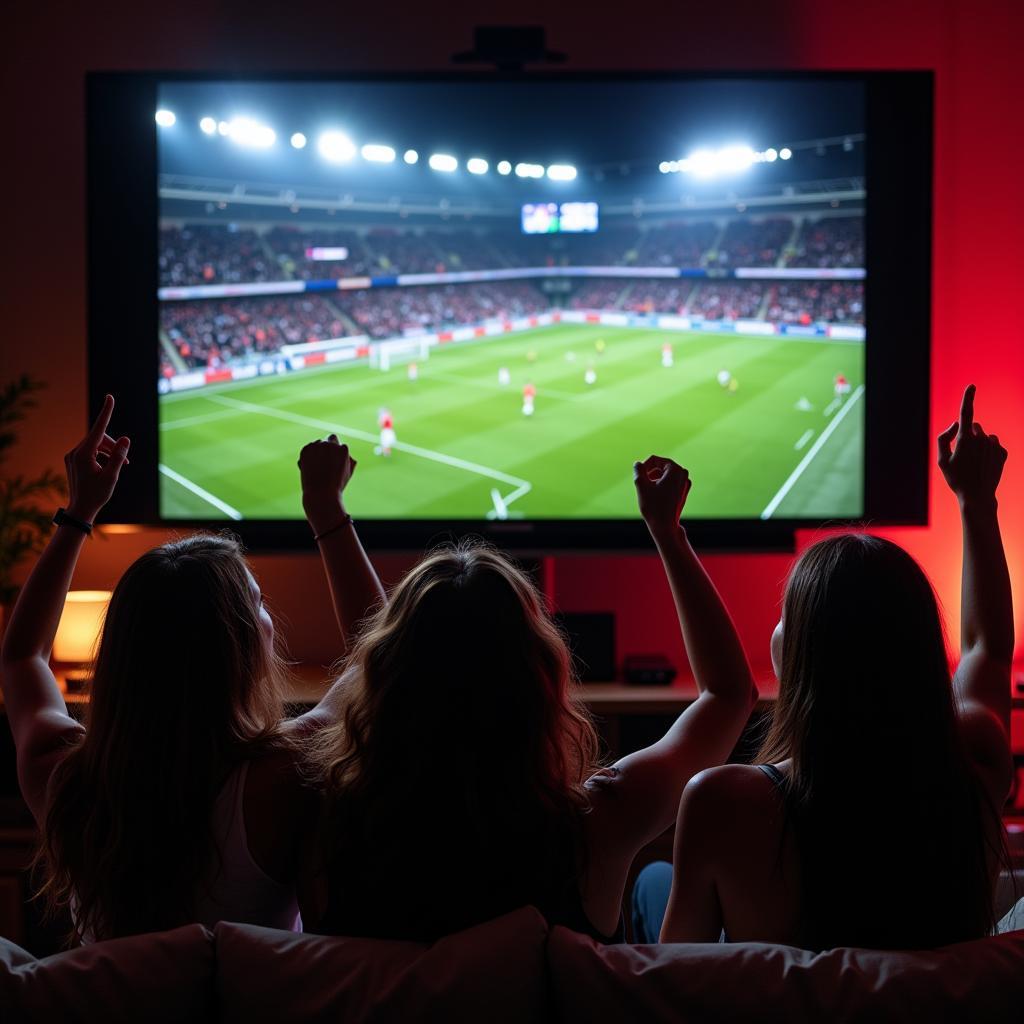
[295,435,760,942]
[657,385,1013,949]
[0,397,383,942]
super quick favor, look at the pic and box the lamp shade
[52,590,111,664]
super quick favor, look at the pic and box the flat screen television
[87,71,932,550]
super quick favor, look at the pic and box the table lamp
[53,590,111,689]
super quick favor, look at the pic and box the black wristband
[53,507,94,536]
[313,514,353,544]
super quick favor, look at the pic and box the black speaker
[554,612,616,683]
[622,654,677,686]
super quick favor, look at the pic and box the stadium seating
[159,224,278,286]
[786,216,864,268]
[161,296,351,369]
[158,215,865,287]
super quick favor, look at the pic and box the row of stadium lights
[154,110,578,180]
[658,145,793,177]
[155,110,807,181]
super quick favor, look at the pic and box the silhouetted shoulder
[684,763,780,803]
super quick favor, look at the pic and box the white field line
[760,384,864,520]
[794,429,815,451]
[424,369,588,403]
[203,394,532,513]
[158,464,243,520]
[823,397,841,416]
[161,408,249,431]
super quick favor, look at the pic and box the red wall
[2,0,1021,675]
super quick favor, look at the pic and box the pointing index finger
[958,384,975,436]
[88,394,115,447]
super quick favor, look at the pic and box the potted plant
[0,376,65,626]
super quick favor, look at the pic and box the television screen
[87,72,932,547]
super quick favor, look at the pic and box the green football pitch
[158,323,864,521]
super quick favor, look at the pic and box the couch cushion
[0,924,215,1023]
[215,906,549,1024]
[548,926,1024,1023]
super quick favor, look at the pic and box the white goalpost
[369,337,431,371]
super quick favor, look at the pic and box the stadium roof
[157,78,865,198]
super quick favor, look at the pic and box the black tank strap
[758,763,787,791]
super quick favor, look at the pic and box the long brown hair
[757,533,1005,949]
[37,533,287,943]
[308,540,602,941]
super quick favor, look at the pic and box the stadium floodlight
[318,131,357,163]
[404,149,419,164]
[155,110,176,127]
[780,147,793,160]
[684,149,718,178]
[515,162,545,179]
[199,117,217,135]
[497,160,512,175]
[225,117,276,148]
[428,153,458,172]
[717,145,755,173]
[764,148,778,162]
[290,132,307,149]
[467,158,489,174]
[217,121,230,136]
[362,144,396,163]
[547,164,577,181]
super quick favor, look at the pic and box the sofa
[2,906,1024,1023]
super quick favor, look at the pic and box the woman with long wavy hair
[295,435,759,942]
[0,397,383,942]
[657,385,1014,949]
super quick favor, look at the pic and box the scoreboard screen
[521,201,599,234]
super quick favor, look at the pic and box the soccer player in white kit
[522,382,536,416]
[375,408,396,456]
[662,342,674,368]
[498,366,511,387]
[407,361,419,382]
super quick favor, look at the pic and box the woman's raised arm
[291,435,386,733]
[591,457,758,853]
[937,385,1013,795]
[0,395,130,818]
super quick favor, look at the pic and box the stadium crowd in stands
[766,282,864,325]
[786,216,864,268]
[344,282,547,340]
[161,296,350,370]
[159,215,864,287]
[707,218,793,268]
[160,275,864,372]
[160,225,278,286]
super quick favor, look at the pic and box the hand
[937,385,1007,507]
[64,394,130,524]
[298,434,356,526]
[634,455,692,535]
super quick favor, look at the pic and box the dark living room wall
[1,0,1021,675]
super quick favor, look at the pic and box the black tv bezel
[87,69,932,553]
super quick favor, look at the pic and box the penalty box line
[760,384,865,521]
[158,463,243,520]
[203,394,532,517]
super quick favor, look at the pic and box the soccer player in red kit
[522,382,536,417]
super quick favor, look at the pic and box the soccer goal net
[369,337,431,371]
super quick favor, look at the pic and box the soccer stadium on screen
[155,80,865,522]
